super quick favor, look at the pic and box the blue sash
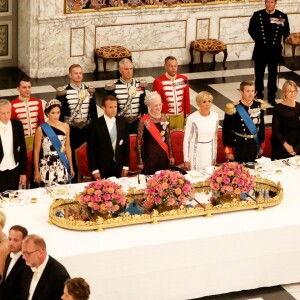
[41,123,71,183]
[236,104,261,152]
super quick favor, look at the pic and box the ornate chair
[263,127,272,159]
[94,45,132,73]
[216,129,227,164]
[286,33,300,58]
[128,134,140,176]
[170,129,184,167]
[190,38,228,69]
[75,142,92,183]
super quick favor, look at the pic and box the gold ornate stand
[49,176,283,231]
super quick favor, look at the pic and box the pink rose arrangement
[142,170,194,210]
[208,162,256,199]
[77,179,126,214]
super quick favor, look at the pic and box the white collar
[31,254,49,274]
[165,72,176,81]
[104,114,116,123]
[10,250,22,260]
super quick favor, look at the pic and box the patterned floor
[1,58,300,299]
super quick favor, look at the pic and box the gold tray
[48,176,283,231]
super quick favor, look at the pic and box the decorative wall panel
[0,0,8,12]
[196,19,210,39]
[70,27,85,57]
[95,21,187,52]
[0,24,9,58]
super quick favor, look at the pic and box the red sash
[141,114,170,159]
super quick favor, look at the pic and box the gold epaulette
[56,86,67,96]
[139,78,148,88]
[256,99,266,110]
[225,102,238,115]
[87,85,95,93]
[104,80,116,91]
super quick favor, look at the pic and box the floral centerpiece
[208,162,256,204]
[142,170,194,211]
[77,179,127,216]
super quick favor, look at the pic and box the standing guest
[137,91,174,175]
[10,77,45,151]
[0,225,28,300]
[0,211,8,280]
[222,81,266,163]
[87,95,130,179]
[272,80,300,159]
[183,91,219,171]
[105,58,147,134]
[153,56,190,130]
[248,0,290,106]
[33,99,74,187]
[21,234,70,300]
[61,277,90,300]
[0,99,27,192]
[56,64,98,182]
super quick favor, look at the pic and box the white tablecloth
[2,166,300,300]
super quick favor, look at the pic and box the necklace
[149,111,161,119]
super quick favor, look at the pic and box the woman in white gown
[183,91,219,171]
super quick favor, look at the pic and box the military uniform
[222,99,266,163]
[248,8,290,104]
[56,83,98,182]
[105,78,147,134]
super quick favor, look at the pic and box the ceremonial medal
[60,145,65,153]
[78,89,88,101]
[253,118,258,124]
[128,86,137,97]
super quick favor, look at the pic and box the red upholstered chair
[170,129,184,167]
[216,129,227,164]
[263,127,272,159]
[26,150,33,189]
[129,134,139,176]
[75,142,92,183]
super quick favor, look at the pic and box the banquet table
[2,164,300,300]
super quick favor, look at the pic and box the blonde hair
[0,210,6,228]
[281,80,298,101]
[196,91,213,106]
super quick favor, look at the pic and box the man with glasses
[0,225,28,300]
[21,234,70,300]
[248,0,290,106]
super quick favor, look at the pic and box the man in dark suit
[21,234,70,300]
[0,225,28,300]
[87,95,130,179]
[0,99,27,192]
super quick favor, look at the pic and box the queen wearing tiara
[136,91,174,175]
[33,99,74,187]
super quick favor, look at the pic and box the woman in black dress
[272,80,300,160]
[137,91,174,175]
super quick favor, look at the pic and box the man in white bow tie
[0,225,28,300]
[21,234,70,300]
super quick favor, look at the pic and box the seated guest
[137,91,174,175]
[61,277,90,300]
[0,225,28,300]
[0,99,27,192]
[21,234,70,300]
[184,91,219,171]
[33,99,74,187]
[87,95,130,179]
[0,211,8,280]
[272,80,300,160]
[10,76,45,151]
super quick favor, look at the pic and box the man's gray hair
[119,58,133,68]
[0,99,11,107]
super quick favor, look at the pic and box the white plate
[187,170,205,178]
[288,156,300,166]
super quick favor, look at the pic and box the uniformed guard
[105,58,147,134]
[248,0,290,106]
[56,64,98,182]
[222,81,266,163]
